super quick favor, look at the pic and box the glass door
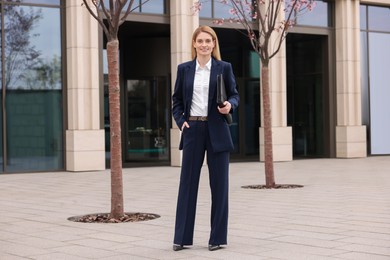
[125,77,170,162]
[229,78,260,161]
[287,34,328,158]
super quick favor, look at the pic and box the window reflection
[102,0,166,14]
[199,1,212,18]
[141,0,165,14]
[360,5,367,30]
[199,0,330,28]
[4,6,61,90]
[5,0,60,5]
[368,32,390,154]
[368,6,390,32]
[3,5,63,172]
[200,0,253,20]
[126,78,169,162]
[296,0,330,27]
[360,4,390,155]
[360,32,369,126]
[214,0,234,20]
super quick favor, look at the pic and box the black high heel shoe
[172,244,184,251]
[208,244,222,251]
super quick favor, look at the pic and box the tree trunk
[261,64,275,188]
[107,40,124,219]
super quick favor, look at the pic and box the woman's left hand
[217,101,231,115]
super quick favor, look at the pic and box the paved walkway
[0,156,390,259]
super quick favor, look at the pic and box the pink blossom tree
[194,0,315,188]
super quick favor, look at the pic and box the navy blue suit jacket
[172,58,239,152]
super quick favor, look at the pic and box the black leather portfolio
[217,74,233,125]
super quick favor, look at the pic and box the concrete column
[170,0,199,166]
[259,2,292,162]
[335,0,367,158]
[65,1,105,171]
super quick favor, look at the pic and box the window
[294,0,331,27]
[360,4,390,155]
[200,0,331,28]
[102,0,167,14]
[368,6,390,32]
[0,1,63,172]
[5,0,60,5]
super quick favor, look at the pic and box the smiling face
[193,31,215,59]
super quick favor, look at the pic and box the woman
[172,26,239,251]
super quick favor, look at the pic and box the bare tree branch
[100,0,112,25]
[269,0,299,60]
[82,0,110,37]
[112,0,123,35]
[120,0,136,25]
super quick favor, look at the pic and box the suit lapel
[208,58,221,112]
[185,60,196,101]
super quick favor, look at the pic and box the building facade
[0,0,388,173]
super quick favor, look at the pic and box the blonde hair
[191,26,221,61]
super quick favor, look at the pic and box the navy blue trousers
[173,121,229,246]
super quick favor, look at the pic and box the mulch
[242,184,304,189]
[68,212,160,223]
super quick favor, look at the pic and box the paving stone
[0,157,389,260]
[335,251,390,260]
